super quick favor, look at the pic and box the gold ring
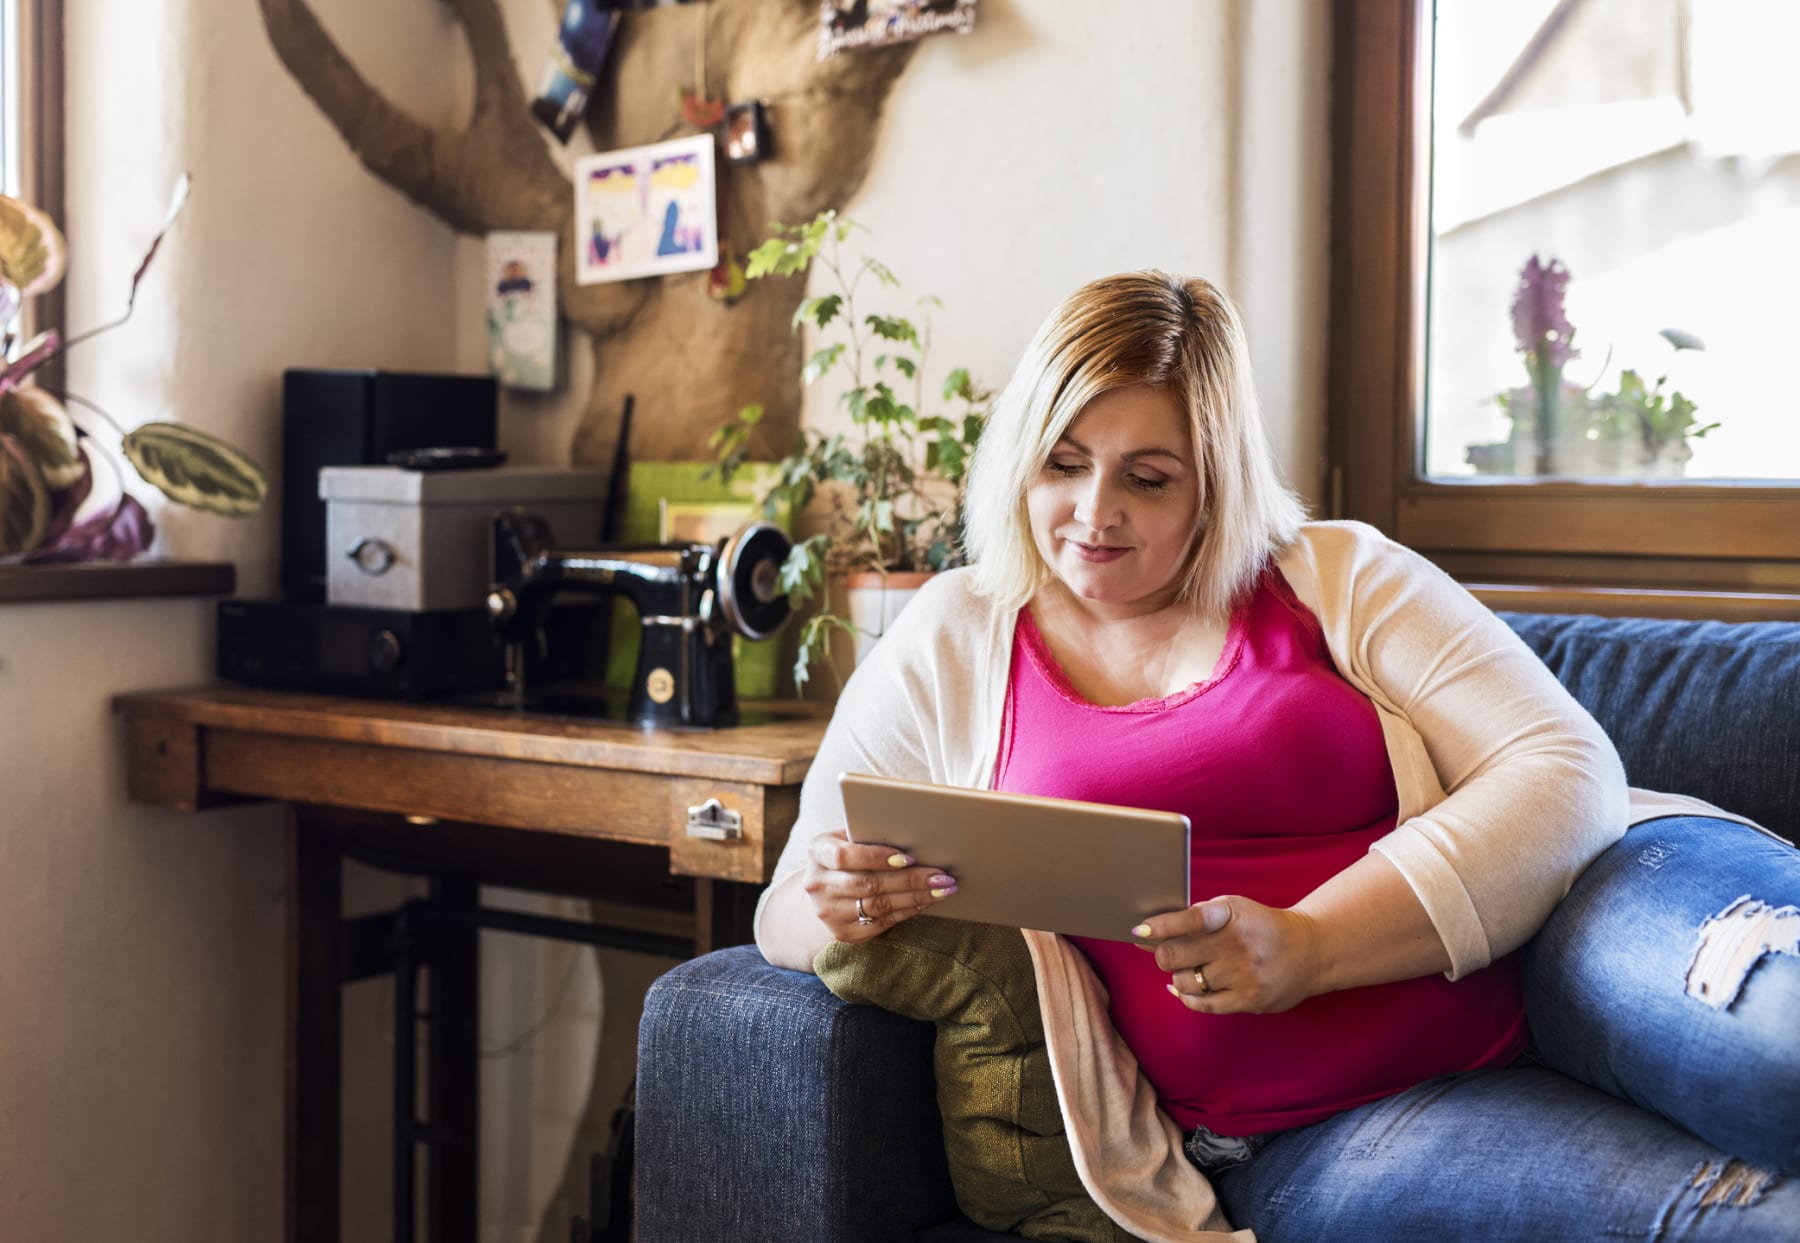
[1192,966,1209,993]
[855,897,875,926]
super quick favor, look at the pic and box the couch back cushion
[1498,612,1800,844]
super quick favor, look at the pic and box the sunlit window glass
[1425,0,1800,481]
[0,0,15,198]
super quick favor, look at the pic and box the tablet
[838,771,1191,942]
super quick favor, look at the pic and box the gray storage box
[321,465,607,611]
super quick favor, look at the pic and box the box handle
[347,538,398,576]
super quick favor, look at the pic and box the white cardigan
[756,521,1723,1242]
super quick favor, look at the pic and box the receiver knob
[368,628,405,674]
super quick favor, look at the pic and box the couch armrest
[636,945,961,1243]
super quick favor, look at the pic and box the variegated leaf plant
[0,174,268,562]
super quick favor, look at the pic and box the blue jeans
[1212,817,1800,1241]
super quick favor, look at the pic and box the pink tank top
[992,570,1527,1136]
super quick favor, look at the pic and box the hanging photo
[528,0,620,144]
[724,100,770,164]
[817,0,978,60]
[486,231,559,391]
[573,134,719,286]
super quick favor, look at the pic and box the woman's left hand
[1134,897,1325,1015]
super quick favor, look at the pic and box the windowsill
[0,560,236,604]
[7,562,1791,620]
[1467,583,1800,623]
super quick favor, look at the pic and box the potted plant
[1467,254,1716,478]
[1587,337,1718,476]
[712,211,990,690]
[0,175,268,562]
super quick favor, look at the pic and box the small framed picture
[574,133,719,286]
[485,231,559,391]
[818,0,978,60]
[658,497,759,545]
[724,101,769,164]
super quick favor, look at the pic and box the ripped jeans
[1212,816,1800,1242]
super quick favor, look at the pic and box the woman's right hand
[802,829,958,942]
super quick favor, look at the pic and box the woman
[755,272,1800,1240]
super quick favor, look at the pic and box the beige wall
[0,2,1327,1241]
[812,0,1330,496]
[0,1,464,1241]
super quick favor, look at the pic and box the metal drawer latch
[686,798,742,841]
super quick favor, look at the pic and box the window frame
[1326,0,1800,618]
[16,0,62,391]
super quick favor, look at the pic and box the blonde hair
[962,271,1305,619]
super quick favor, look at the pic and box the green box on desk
[604,462,786,701]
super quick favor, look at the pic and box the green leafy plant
[711,211,990,689]
[0,174,268,562]
[1590,347,1719,464]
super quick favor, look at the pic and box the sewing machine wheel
[717,522,791,640]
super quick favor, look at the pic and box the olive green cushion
[815,917,1140,1243]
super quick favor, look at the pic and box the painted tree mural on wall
[258,0,915,470]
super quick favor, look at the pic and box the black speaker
[280,369,498,601]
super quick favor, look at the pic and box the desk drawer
[666,777,799,884]
[200,730,800,884]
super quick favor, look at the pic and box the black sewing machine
[484,509,791,729]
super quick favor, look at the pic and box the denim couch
[635,611,1800,1242]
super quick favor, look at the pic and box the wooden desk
[114,686,827,1243]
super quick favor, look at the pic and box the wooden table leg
[427,877,479,1243]
[693,878,758,955]
[287,809,343,1243]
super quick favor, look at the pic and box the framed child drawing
[573,134,719,286]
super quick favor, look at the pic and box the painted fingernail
[1132,923,1153,938]
[1166,983,1180,998]
[930,885,957,899]
[888,853,913,868]
[928,874,955,887]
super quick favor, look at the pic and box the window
[0,0,234,604]
[4,0,61,383]
[0,0,18,195]
[1328,0,1800,617]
